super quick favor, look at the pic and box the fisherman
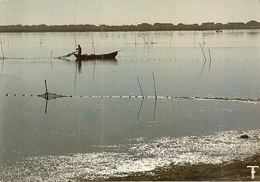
[76,45,82,55]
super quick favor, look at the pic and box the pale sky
[0,0,260,26]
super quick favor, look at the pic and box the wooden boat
[74,51,118,60]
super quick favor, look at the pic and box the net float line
[3,93,260,103]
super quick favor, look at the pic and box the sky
[0,0,260,26]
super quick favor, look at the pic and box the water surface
[0,30,260,180]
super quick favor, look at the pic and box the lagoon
[0,30,260,180]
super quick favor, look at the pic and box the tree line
[0,20,260,32]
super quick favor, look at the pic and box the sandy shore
[1,129,259,181]
[105,153,260,181]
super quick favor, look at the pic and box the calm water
[1,30,260,180]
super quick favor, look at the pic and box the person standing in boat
[76,45,82,56]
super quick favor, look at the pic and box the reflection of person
[76,45,82,55]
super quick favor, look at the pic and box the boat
[74,51,118,60]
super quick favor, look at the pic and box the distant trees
[246,20,259,28]
[0,20,260,32]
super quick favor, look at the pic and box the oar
[65,52,75,57]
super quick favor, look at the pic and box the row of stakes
[3,76,260,103]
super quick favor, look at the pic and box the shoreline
[0,129,259,181]
[105,153,260,181]
[0,28,259,33]
[1,20,260,32]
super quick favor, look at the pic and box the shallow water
[0,129,259,181]
[0,30,260,180]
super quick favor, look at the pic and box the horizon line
[0,20,258,27]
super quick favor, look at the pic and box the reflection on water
[75,59,118,73]
[0,30,260,180]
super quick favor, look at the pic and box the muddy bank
[106,153,260,181]
[1,129,259,181]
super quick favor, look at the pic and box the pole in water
[91,36,96,54]
[208,49,212,62]
[44,80,49,100]
[0,38,4,60]
[153,99,157,125]
[199,42,207,61]
[208,49,212,72]
[73,32,77,49]
[50,50,53,71]
[152,72,157,100]
[137,99,144,120]
[137,76,144,97]
[45,80,48,93]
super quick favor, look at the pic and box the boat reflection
[75,58,118,73]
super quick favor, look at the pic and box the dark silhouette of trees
[0,20,260,32]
